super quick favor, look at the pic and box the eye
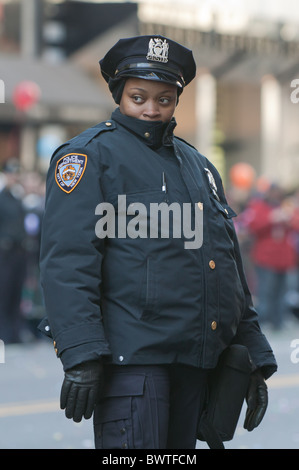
[132,95,144,104]
[159,97,173,105]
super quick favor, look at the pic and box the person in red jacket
[246,183,299,329]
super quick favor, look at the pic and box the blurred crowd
[0,159,45,344]
[229,180,299,331]
[0,157,299,344]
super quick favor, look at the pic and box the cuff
[60,341,111,371]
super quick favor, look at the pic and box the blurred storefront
[0,0,137,173]
[0,55,112,172]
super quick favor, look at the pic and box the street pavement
[1,318,299,450]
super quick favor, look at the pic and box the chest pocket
[209,196,237,244]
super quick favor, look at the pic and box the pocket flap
[95,374,145,424]
[210,197,237,219]
[102,373,145,397]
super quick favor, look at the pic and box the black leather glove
[60,360,103,423]
[244,369,268,432]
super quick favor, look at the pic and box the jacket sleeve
[206,160,277,379]
[39,144,111,371]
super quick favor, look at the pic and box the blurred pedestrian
[246,183,299,329]
[21,171,45,338]
[0,159,27,343]
[39,35,277,449]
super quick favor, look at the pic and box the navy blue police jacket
[39,108,277,378]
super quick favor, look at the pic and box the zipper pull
[162,172,167,193]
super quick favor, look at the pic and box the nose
[143,100,160,119]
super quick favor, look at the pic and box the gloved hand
[244,369,268,432]
[60,360,103,423]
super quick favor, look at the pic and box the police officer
[39,35,277,449]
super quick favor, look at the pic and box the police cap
[99,35,196,91]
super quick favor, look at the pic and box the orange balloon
[229,163,255,189]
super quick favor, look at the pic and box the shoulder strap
[198,411,225,449]
[50,120,116,161]
[68,120,116,147]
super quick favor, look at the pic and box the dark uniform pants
[93,364,208,449]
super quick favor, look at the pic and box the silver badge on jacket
[204,168,220,201]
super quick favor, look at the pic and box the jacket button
[105,121,112,126]
[209,260,216,269]
[211,321,217,330]
[197,202,203,211]
[144,132,150,138]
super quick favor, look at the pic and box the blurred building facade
[137,0,299,189]
[0,0,299,189]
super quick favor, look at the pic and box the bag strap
[198,411,225,449]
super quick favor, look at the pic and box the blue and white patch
[55,153,87,194]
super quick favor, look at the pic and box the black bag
[197,344,253,449]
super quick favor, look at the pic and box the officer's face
[119,78,177,122]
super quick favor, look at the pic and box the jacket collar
[111,107,176,148]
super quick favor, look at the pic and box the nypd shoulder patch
[55,153,87,194]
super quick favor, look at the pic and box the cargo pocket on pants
[93,373,145,449]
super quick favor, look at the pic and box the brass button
[105,121,112,127]
[197,202,203,211]
[211,321,217,330]
[224,208,228,215]
[209,260,216,269]
[144,132,150,138]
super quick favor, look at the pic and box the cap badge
[147,38,169,63]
